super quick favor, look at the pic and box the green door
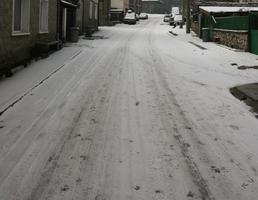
[250,13,258,55]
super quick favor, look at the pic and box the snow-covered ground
[0,14,258,200]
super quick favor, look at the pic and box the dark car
[163,14,171,22]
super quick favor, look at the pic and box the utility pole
[134,0,136,13]
[182,0,185,20]
[186,0,190,33]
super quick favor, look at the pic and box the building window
[89,1,93,19]
[12,0,30,34]
[95,4,98,20]
[39,0,49,33]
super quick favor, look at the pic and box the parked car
[174,14,183,25]
[169,16,175,26]
[163,14,171,22]
[124,12,137,24]
[139,13,148,20]
[136,14,140,21]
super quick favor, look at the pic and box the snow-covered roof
[199,6,258,13]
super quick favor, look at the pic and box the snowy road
[1,15,258,200]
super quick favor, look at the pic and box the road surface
[1,15,258,200]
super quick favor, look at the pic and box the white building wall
[111,0,129,12]
[111,0,124,9]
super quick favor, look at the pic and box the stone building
[75,0,98,35]
[129,0,142,14]
[141,0,161,13]
[58,0,79,41]
[0,0,101,76]
[99,0,111,25]
[0,0,58,76]
[111,0,129,12]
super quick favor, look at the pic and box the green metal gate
[250,13,258,55]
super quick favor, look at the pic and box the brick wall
[212,29,248,51]
[0,0,57,70]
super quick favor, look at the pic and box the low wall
[191,21,199,35]
[211,29,248,51]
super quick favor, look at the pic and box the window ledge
[12,32,30,36]
[39,31,49,34]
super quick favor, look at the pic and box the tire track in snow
[0,32,127,190]
[146,19,215,200]
[30,39,133,200]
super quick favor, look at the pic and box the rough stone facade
[0,0,57,72]
[99,0,111,25]
[141,0,161,13]
[212,29,248,51]
[240,0,258,2]
[129,0,142,14]
[86,0,99,31]
[76,0,98,34]
[191,21,199,35]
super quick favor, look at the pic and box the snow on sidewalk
[150,21,258,199]
[0,45,82,114]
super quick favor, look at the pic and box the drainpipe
[56,0,60,41]
[182,0,185,20]
[186,0,190,33]
[98,0,100,26]
[82,0,85,33]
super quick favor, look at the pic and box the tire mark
[146,26,215,200]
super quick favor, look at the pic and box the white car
[174,14,183,25]
[124,12,137,24]
[136,14,139,21]
[163,14,172,22]
[139,13,148,20]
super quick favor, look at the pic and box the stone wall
[99,0,111,26]
[142,2,161,13]
[212,29,248,51]
[191,21,199,35]
[0,0,57,72]
[76,0,98,34]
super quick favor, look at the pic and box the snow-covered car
[169,17,175,26]
[124,12,137,24]
[139,13,148,20]
[163,14,171,22]
[136,14,139,21]
[174,14,183,25]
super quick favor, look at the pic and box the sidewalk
[168,26,258,116]
[0,46,82,114]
